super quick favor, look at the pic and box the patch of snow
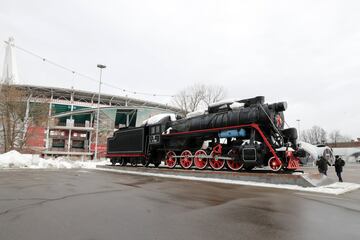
[208,98,240,108]
[229,102,244,110]
[95,168,360,195]
[208,99,245,109]
[142,113,176,125]
[186,110,206,118]
[304,182,360,195]
[276,146,295,151]
[0,150,108,169]
[162,127,173,134]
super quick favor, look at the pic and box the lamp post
[94,64,106,160]
[296,119,301,140]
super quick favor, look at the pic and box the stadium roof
[10,83,181,113]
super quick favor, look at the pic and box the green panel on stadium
[53,104,91,123]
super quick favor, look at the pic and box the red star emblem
[275,115,283,128]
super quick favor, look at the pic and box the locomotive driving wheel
[268,157,283,172]
[226,149,244,171]
[193,150,208,170]
[209,151,225,170]
[179,150,193,169]
[165,151,177,168]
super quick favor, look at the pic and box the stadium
[1,38,180,159]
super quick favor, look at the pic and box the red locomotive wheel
[193,150,208,170]
[209,151,225,170]
[268,157,282,172]
[226,150,244,171]
[179,150,193,169]
[226,160,243,171]
[165,151,177,168]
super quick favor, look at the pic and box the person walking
[316,156,331,175]
[334,155,345,182]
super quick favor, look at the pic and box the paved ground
[0,169,359,240]
[301,164,360,183]
[0,170,360,240]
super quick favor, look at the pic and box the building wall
[24,126,46,153]
[328,142,360,148]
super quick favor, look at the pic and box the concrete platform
[96,165,335,187]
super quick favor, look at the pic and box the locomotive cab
[148,124,162,145]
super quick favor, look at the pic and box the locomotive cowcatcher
[106,96,303,172]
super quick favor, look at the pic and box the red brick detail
[90,143,107,158]
[25,127,45,148]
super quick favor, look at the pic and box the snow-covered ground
[0,150,109,169]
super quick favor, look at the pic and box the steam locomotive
[106,96,303,172]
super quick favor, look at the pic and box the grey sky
[1,0,360,138]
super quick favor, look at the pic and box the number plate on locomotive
[149,135,160,144]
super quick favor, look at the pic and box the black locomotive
[107,96,303,172]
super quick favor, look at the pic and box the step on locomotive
[106,96,305,172]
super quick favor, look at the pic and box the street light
[296,119,301,140]
[94,64,106,160]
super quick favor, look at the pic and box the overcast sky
[1,0,360,138]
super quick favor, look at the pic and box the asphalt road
[0,169,359,240]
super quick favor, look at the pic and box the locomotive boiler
[106,96,302,172]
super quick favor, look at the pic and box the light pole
[296,119,301,140]
[94,64,106,160]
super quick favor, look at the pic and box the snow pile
[0,150,108,169]
[142,113,176,125]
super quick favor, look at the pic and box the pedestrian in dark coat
[316,156,331,175]
[334,155,345,182]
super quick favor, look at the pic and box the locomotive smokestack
[270,102,287,112]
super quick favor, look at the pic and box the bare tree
[328,130,351,144]
[0,85,25,151]
[0,85,48,152]
[202,85,226,106]
[328,130,341,144]
[173,84,226,115]
[300,125,327,145]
